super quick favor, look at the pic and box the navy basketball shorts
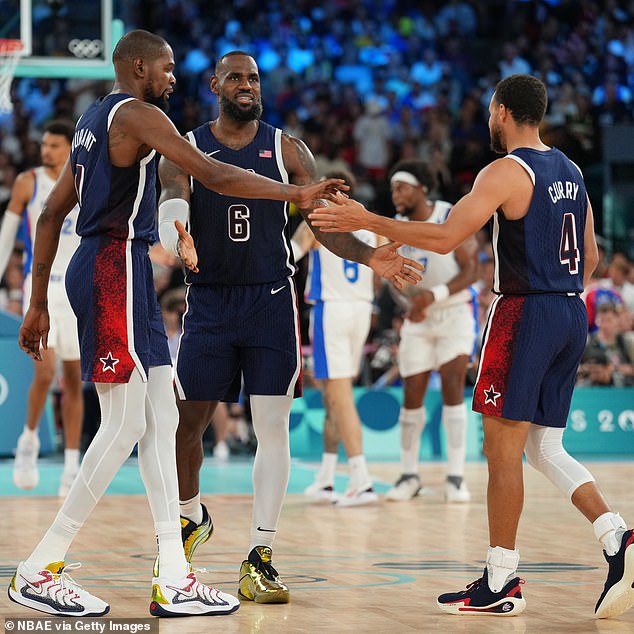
[473,293,587,427]
[175,279,302,402]
[65,236,171,384]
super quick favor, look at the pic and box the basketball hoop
[0,39,25,115]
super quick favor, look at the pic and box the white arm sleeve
[158,199,190,257]
[0,211,22,280]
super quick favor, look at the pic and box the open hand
[292,178,349,209]
[18,306,49,361]
[175,219,199,273]
[369,242,424,289]
[309,192,370,232]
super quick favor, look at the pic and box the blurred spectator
[578,302,634,387]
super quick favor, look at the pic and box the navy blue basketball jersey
[70,94,158,242]
[492,147,587,294]
[185,121,294,285]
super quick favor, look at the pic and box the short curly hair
[493,74,547,125]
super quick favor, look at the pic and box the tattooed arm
[282,133,374,264]
[282,133,423,287]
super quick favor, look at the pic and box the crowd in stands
[1,1,634,450]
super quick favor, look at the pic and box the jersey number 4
[560,213,580,275]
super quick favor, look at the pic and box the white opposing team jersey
[24,167,80,279]
[397,201,470,309]
[306,229,375,302]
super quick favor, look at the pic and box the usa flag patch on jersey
[259,149,272,158]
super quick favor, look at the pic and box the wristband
[158,198,189,257]
[430,284,450,303]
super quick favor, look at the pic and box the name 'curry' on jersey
[186,121,294,285]
[493,147,587,295]
[70,94,158,242]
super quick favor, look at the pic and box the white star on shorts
[484,384,501,406]
[100,351,120,373]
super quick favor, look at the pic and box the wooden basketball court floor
[1,458,633,633]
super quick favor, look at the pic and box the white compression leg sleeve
[443,402,468,478]
[249,395,292,551]
[27,370,148,568]
[524,426,594,501]
[138,365,188,579]
[399,407,425,474]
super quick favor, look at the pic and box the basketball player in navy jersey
[157,51,422,603]
[11,30,374,619]
[310,74,634,619]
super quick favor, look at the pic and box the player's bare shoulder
[281,131,317,184]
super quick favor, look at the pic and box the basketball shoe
[8,561,109,617]
[153,504,214,577]
[595,529,634,619]
[13,430,40,489]
[385,474,421,501]
[304,480,337,503]
[437,568,526,616]
[238,546,289,603]
[150,570,239,617]
[445,477,471,503]
[334,484,379,507]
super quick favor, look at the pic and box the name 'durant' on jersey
[71,127,97,153]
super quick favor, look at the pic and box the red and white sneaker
[150,571,240,617]
[8,561,109,617]
[334,485,379,508]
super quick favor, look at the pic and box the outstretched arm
[115,102,346,206]
[283,134,422,286]
[309,159,519,253]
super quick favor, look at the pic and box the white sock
[348,454,371,491]
[22,427,38,441]
[155,521,188,580]
[399,407,425,474]
[486,546,520,593]
[443,403,467,478]
[594,512,627,556]
[179,495,203,526]
[64,448,80,472]
[26,512,83,569]
[317,452,338,485]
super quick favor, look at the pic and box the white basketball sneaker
[13,431,40,489]
[150,571,240,617]
[8,561,109,617]
[334,485,379,508]
[445,478,471,503]
[385,474,421,501]
[304,480,337,502]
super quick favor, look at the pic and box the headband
[390,171,421,187]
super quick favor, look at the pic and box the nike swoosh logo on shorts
[205,150,221,157]
[270,286,285,295]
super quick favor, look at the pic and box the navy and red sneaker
[437,567,525,616]
[595,529,634,619]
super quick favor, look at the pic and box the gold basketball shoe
[238,546,289,603]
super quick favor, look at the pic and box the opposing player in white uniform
[0,120,83,497]
[384,160,478,503]
[292,170,379,506]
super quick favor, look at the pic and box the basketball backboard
[1,0,121,79]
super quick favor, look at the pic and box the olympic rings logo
[68,38,104,59]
